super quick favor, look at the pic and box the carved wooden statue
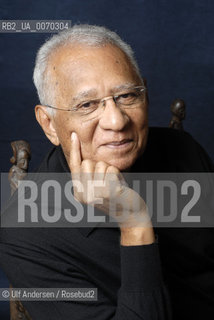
[169,98,186,130]
[10,285,32,320]
[8,140,31,195]
[8,140,32,320]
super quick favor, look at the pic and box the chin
[107,155,138,172]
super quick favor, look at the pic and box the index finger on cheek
[70,132,82,173]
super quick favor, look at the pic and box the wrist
[120,227,155,246]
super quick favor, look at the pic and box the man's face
[48,43,148,171]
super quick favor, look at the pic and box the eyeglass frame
[44,85,147,115]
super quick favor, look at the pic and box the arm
[0,231,171,320]
[66,132,172,319]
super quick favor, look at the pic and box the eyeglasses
[45,86,146,119]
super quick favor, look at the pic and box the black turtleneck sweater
[0,127,213,320]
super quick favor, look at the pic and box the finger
[94,161,108,182]
[81,160,96,203]
[105,166,128,198]
[106,166,125,184]
[70,132,82,173]
[105,166,121,193]
[81,159,96,186]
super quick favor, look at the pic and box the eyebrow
[71,89,98,104]
[70,82,137,105]
[111,83,138,93]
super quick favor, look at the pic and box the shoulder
[148,127,195,145]
[141,127,213,172]
[34,145,69,173]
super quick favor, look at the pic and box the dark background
[0,0,213,318]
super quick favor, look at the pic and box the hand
[69,132,155,245]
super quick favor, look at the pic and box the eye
[117,91,138,104]
[81,102,92,108]
[76,100,99,114]
[80,100,98,109]
[121,92,137,98]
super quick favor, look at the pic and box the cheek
[128,107,148,132]
[58,116,71,136]
[76,120,98,157]
[54,115,73,157]
[64,118,97,159]
[129,108,148,150]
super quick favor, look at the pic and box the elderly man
[0,25,213,320]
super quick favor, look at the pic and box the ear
[35,105,60,146]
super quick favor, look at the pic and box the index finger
[69,132,82,173]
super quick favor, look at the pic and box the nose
[98,99,129,131]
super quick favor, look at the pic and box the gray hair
[33,24,142,111]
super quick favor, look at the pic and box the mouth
[102,139,134,149]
